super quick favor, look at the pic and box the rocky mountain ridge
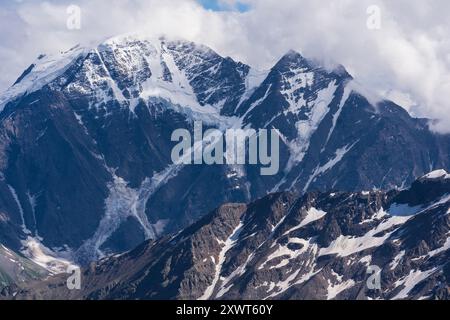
[4,170,449,300]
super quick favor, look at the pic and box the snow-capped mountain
[0,34,449,267]
[6,171,449,300]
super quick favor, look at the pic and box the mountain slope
[0,34,449,266]
[239,51,450,193]
[0,244,48,293]
[6,170,449,300]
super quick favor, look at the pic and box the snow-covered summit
[1,36,357,120]
[0,44,87,112]
[275,49,352,79]
[0,35,252,118]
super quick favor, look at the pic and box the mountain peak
[0,44,87,112]
[0,34,249,115]
[276,49,310,69]
[275,49,352,80]
[283,49,305,58]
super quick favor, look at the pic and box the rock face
[6,171,449,300]
[0,34,449,265]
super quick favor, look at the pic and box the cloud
[1,0,449,132]
[0,0,230,89]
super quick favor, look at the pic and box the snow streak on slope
[319,213,411,257]
[199,221,244,300]
[392,268,438,300]
[389,193,450,216]
[281,69,315,116]
[139,40,217,115]
[264,242,320,299]
[303,141,358,191]
[327,277,356,300]
[428,235,450,257]
[282,207,327,235]
[286,80,338,170]
[7,185,78,273]
[76,111,229,263]
[323,84,353,149]
[390,250,406,270]
[7,185,30,235]
[216,251,256,298]
[76,165,183,262]
[240,84,272,123]
[92,49,128,104]
[236,68,270,112]
[259,238,310,270]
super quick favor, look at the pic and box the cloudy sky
[1,0,449,132]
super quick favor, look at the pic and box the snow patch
[428,236,450,257]
[21,237,77,274]
[259,238,310,270]
[77,165,182,262]
[286,80,338,169]
[199,222,244,300]
[303,142,357,191]
[236,67,270,111]
[327,278,355,300]
[359,255,372,266]
[0,46,87,111]
[265,246,320,299]
[7,185,31,235]
[421,169,450,180]
[323,84,352,149]
[319,214,410,257]
[283,208,327,236]
[360,208,388,224]
[392,268,438,300]
[389,194,450,216]
[390,250,405,270]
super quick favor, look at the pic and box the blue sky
[197,0,250,12]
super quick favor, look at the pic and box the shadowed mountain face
[4,172,449,300]
[0,34,449,266]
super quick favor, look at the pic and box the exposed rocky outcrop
[5,172,449,300]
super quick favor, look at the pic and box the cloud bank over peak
[1,0,449,132]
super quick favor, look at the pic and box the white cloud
[1,0,449,132]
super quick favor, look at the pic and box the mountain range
[0,34,449,296]
[2,170,449,300]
